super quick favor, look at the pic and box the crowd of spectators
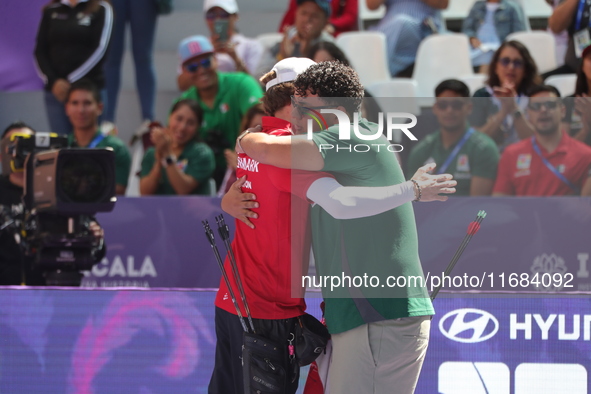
[4,0,591,198]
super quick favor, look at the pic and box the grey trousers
[328,315,431,394]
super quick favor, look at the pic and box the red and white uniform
[493,131,591,196]
[215,117,328,319]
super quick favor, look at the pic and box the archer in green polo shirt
[311,119,435,335]
[407,79,499,196]
[65,79,131,195]
[175,36,263,187]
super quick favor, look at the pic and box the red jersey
[215,117,328,319]
[493,131,591,196]
[278,0,358,36]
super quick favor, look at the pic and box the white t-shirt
[215,34,266,77]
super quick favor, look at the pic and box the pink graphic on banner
[67,291,214,393]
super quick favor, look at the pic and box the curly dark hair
[487,40,541,94]
[294,61,364,116]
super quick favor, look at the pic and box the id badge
[574,28,591,58]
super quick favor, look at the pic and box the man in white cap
[175,35,263,187]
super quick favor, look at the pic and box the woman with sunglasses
[470,40,541,150]
[140,99,215,196]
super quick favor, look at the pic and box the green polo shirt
[177,72,263,172]
[406,128,499,196]
[68,131,131,187]
[140,141,215,195]
[310,119,434,335]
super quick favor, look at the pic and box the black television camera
[0,132,116,286]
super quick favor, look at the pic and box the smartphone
[214,19,229,43]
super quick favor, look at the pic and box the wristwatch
[237,129,252,153]
[161,154,177,168]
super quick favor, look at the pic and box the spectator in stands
[208,0,265,76]
[140,99,215,196]
[206,0,265,76]
[306,40,350,65]
[175,35,264,187]
[368,0,448,77]
[272,0,335,60]
[470,40,539,150]
[462,0,527,74]
[34,0,113,135]
[563,44,591,146]
[65,80,131,195]
[217,103,265,196]
[546,0,591,77]
[546,0,569,68]
[104,0,165,126]
[407,80,499,196]
[493,85,591,196]
[177,0,267,91]
[279,0,358,36]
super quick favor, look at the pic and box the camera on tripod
[1,132,117,286]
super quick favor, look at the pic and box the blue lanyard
[88,133,106,148]
[437,128,475,175]
[576,0,591,30]
[530,136,580,194]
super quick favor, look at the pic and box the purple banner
[0,0,46,91]
[0,288,589,393]
[85,196,591,294]
[414,197,591,294]
[419,296,591,393]
[83,197,233,288]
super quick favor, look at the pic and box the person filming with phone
[177,0,265,93]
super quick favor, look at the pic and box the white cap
[204,0,238,14]
[265,57,317,91]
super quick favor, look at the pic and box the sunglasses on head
[184,57,212,73]
[435,99,465,111]
[528,100,559,111]
[205,10,230,20]
[498,57,524,69]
